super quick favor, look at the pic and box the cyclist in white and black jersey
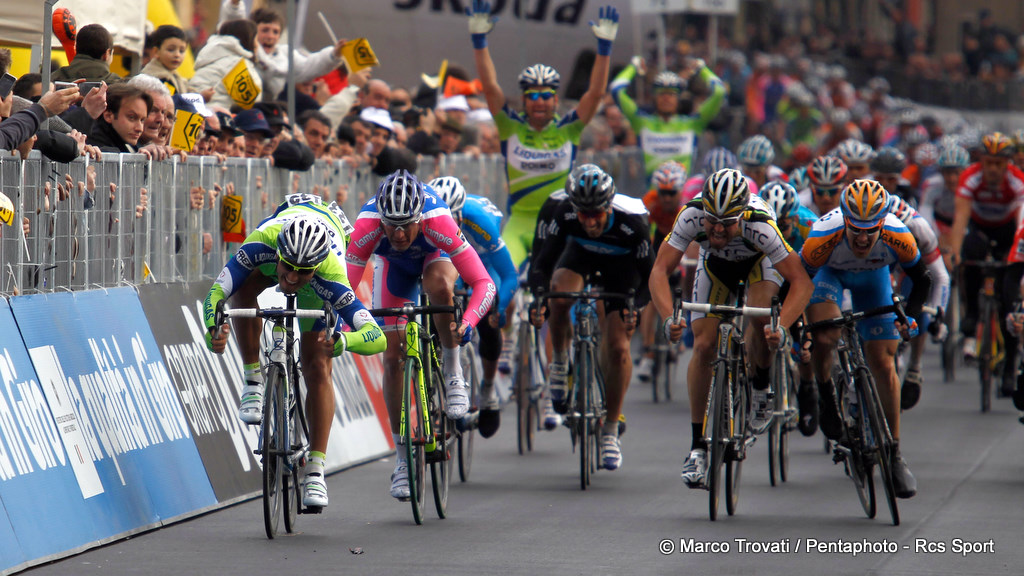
[649,169,813,488]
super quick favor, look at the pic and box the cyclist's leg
[745,263,783,433]
[959,226,987,340]
[230,270,276,422]
[476,308,503,437]
[807,267,844,440]
[849,265,902,434]
[423,255,471,418]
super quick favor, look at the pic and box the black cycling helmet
[566,164,615,211]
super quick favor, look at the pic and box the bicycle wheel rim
[515,322,530,455]
[707,363,727,521]
[859,373,899,526]
[726,365,745,516]
[404,358,425,525]
[431,364,450,519]
[980,302,993,413]
[262,367,284,539]
[577,350,591,491]
[458,349,477,482]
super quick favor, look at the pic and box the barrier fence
[0,148,646,296]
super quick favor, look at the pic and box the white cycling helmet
[428,176,467,218]
[518,64,560,90]
[376,169,425,226]
[738,135,776,167]
[702,168,750,218]
[277,216,332,269]
[834,138,874,165]
[759,181,798,219]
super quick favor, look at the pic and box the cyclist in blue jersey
[429,177,518,438]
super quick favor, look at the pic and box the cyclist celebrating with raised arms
[608,55,725,178]
[205,194,387,509]
[529,164,654,470]
[649,169,813,488]
[428,176,518,438]
[801,180,932,499]
[344,170,496,500]
[466,0,619,268]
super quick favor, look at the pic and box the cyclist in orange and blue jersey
[801,179,932,499]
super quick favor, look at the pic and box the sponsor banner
[3,289,216,569]
[136,282,263,502]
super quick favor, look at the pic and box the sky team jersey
[801,209,920,273]
[461,194,518,310]
[494,105,585,214]
[203,201,381,352]
[666,195,792,264]
[529,193,653,294]
[609,64,725,176]
[955,162,1024,226]
[345,187,496,328]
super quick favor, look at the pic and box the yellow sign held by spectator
[341,38,381,74]
[223,59,260,109]
[170,109,204,152]
[221,195,246,243]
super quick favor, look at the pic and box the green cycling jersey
[609,64,726,177]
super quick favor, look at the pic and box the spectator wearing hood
[190,19,262,111]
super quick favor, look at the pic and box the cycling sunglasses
[524,89,557,101]
[813,186,841,197]
[703,212,742,227]
[576,208,607,220]
[845,221,883,237]
[657,187,680,196]
[279,257,319,274]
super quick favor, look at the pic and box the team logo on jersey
[234,247,253,269]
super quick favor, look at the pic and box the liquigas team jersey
[495,104,585,214]
[609,64,726,178]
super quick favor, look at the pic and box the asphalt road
[24,347,1024,576]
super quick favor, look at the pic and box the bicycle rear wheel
[707,363,728,521]
[768,352,785,487]
[458,346,477,482]
[430,362,452,519]
[576,351,592,491]
[941,278,959,382]
[859,371,899,526]
[261,366,286,539]
[404,358,426,525]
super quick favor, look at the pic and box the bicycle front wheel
[707,363,728,521]
[404,358,426,525]
[261,366,286,539]
[576,350,593,491]
[284,363,309,532]
[430,362,452,519]
[514,321,532,455]
[725,367,746,516]
[859,371,899,526]
[768,352,785,487]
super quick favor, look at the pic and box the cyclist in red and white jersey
[949,132,1024,392]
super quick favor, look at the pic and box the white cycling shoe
[445,375,470,419]
[238,384,263,425]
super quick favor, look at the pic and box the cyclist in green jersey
[466,0,620,268]
[608,56,726,178]
[205,195,386,509]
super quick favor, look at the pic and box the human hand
[590,5,619,55]
[206,323,230,353]
[39,86,80,117]
[664,315,686,343]
[466,0,498,46]
[80,82,108,119]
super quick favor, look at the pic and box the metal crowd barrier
[0,148,649,296]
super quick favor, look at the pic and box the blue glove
[590,5,619,56]
[460,322,474,346]
[466,0,498,49]
[903,316,920,339]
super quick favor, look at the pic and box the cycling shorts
[371,251,452,331]
[554,242,642,314]
[809,266,899,341]
[689,253,783,322]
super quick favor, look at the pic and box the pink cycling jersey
[346,194,496,329]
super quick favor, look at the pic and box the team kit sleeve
[203,236,277,333]
[310,258,385,356]
[344,206,384,291]
[665,204,702,252]
[528,199,566,294]
[424,215,496,328]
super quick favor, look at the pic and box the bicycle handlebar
[678,301,775,318]
[803,296,910,334]
[369,303,463,326]
[222,308,328,320]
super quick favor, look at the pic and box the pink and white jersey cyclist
[345,169,496,502]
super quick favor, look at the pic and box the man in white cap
[359,107,416,176]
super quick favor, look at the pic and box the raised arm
[575,6,620,125]
[466,0,505,117]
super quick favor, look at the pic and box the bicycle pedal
[425,448,449,464]
[302,505,324,515]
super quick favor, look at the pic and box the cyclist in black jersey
[529,164,654,471]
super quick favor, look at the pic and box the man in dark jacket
[52,24,122,84]
[0,86,79,151]
[86,84,152,153]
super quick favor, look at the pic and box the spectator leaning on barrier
[191,19,262,111]
[234,108,274,158]
[87,84,152,153]
[52,24,122,85]
[299,109,332,158]
[0,86,79,152]
[128,75,175,148]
